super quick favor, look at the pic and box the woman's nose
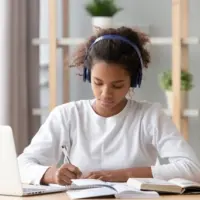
[101,86,113,97]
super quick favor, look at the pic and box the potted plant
[85,0,122,32]
[159,69,193,111]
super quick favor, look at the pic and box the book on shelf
[127,178,200,194]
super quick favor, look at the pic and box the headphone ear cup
[83,66,91,83]
[130,78,137,88]
[83,66,87,82]
[87,69,91,82]
[137,69,142,87]
[130,68,142,88]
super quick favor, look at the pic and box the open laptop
[0,125,67,196]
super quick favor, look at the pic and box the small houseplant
[159,69,193,110]
[85,0,122,32]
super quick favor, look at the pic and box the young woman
[18,26,200,186]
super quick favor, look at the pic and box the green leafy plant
[159,70,193,91]
[85,0,123,17]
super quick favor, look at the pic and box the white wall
[68,0,171,101]
[40,0,200,157]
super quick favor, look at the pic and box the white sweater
[18,99,200,185]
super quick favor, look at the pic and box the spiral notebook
[55,179,159,199]
[50,179,110,190]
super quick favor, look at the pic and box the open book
[127,178,200,194]
[65,179,159,199]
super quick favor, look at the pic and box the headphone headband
[90,34,144,68]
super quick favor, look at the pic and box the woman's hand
[41,164,82,185]
[81,167,152,182]
[81,169,129,182]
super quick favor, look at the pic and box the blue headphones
[83,34,144,88]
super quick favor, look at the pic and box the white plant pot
[165,91,187,111]
[92,17,112,33]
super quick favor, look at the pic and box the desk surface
[1,192,200,200]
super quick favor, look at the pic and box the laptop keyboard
[23,187,45,192]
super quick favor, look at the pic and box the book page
[131,178,175,185]
[168,178,200,188]
[112,184,159,199]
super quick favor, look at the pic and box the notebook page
[49,184,66,189]
[67,187,116,199]
[72,179,111,186]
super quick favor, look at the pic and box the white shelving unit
[33,0,199,140]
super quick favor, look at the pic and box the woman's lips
[100,100,114,107]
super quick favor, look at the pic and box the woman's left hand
[81,169,129,182]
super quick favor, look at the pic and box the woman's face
[91,61,131,114]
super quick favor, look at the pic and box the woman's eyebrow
[93,77,102,81]
[112,80,125,83]
[93,77,125,83]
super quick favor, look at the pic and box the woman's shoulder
[50,99,91,116]
[129,99,162,110]
[130,100,166,135]
[129,99,164,119]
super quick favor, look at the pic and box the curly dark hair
[70,26,151,84]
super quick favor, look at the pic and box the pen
[61,145,71,164]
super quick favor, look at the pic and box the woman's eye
[113,85,124,89]
[93,82,124,89]
[94,82,102,85]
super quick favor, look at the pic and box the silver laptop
[0,125,67,196]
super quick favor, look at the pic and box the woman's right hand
[41,164,82,185]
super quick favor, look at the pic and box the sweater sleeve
[145,103,200,182]
[17,106,69,185]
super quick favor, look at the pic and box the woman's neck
[93,98,128,117]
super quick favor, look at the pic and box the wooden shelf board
[163,109,199,117]
[32,107,199,117]
[32,37,200,46]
